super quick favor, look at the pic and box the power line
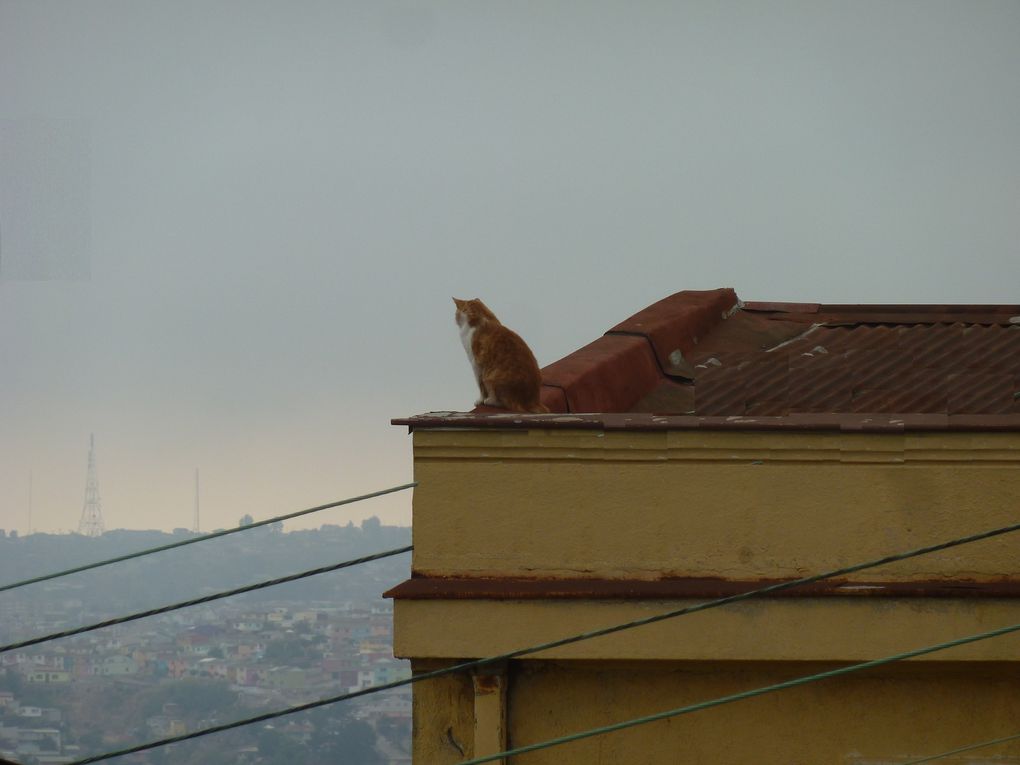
[67,675,421,764]
[62,518,1020,764]
[0,546,412,654]
[457,620,1020,765]
[0,482,416,594]
[899,731,1020,764]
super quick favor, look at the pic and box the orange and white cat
[453,298,549,414]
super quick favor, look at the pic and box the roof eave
[391,412,1020,433]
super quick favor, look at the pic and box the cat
[453,297,549,414]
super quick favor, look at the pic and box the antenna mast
[78,434,105,537]
[193,468,200,533]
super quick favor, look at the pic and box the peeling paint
[445,727,465,756]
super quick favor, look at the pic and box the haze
[2,1,1019,534]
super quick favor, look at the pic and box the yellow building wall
[394,598,1020,663]
[410,429,1020,581]
[510,660,1020,765]
[409,658,1020,765]
[397,427,1020,764]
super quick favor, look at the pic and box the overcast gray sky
[2,1,1019,534]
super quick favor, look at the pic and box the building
[389,289,1020,764]
[97,655,138,676]
[25,670,71,685]
[320,656,360,689]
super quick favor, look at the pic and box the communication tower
[78,434,105,537]
[193,468,200,533]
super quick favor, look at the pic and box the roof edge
[391,412,1020,433]
[743,302,1020,315]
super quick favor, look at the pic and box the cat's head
[453,297,497,327]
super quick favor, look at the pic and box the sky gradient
[2,1,1019,534]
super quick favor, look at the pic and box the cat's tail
[527,403,550,414]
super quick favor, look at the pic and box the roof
[395,289,1020,432]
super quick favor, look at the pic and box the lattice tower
[78,434,105,537]
[193,468,200,533]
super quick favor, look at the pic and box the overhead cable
[0,546,412,654]
[457,620,1020,764]
[0,482,416,594]
[62,519,1020,763]
[899,731,1020,764]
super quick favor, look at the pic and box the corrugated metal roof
[396,289,1020,431]
[693,322,1020,416]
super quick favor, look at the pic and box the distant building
[98,655,137,676]
[13,727,66,762]
[25,670,70,685]
[232,617,265,633]
[320,656,360,689]
[193,657,229,679]
[369,660,410,687]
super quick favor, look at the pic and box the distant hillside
[0,518,411,625]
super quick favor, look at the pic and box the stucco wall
[408,658,1020,765]
[398,426,1020,764]
[394,598,1020,662]
[410,429,1020,581]
[509,660,1020,765]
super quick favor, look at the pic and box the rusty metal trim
[742,301,822,313]
[384,576,1020,601]
[391,412,1020,432]
[819,303,1020,315]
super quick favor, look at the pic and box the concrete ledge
[393,598,1020,662]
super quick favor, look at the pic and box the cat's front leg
[480,377,501,407]
[479,378,502,407]
[474,376,487,407]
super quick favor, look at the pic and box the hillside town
[0,519,414,765]
[0,597,410,764]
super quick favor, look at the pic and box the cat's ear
[452,297,463,308]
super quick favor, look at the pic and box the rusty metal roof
[395,289,1020,432]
